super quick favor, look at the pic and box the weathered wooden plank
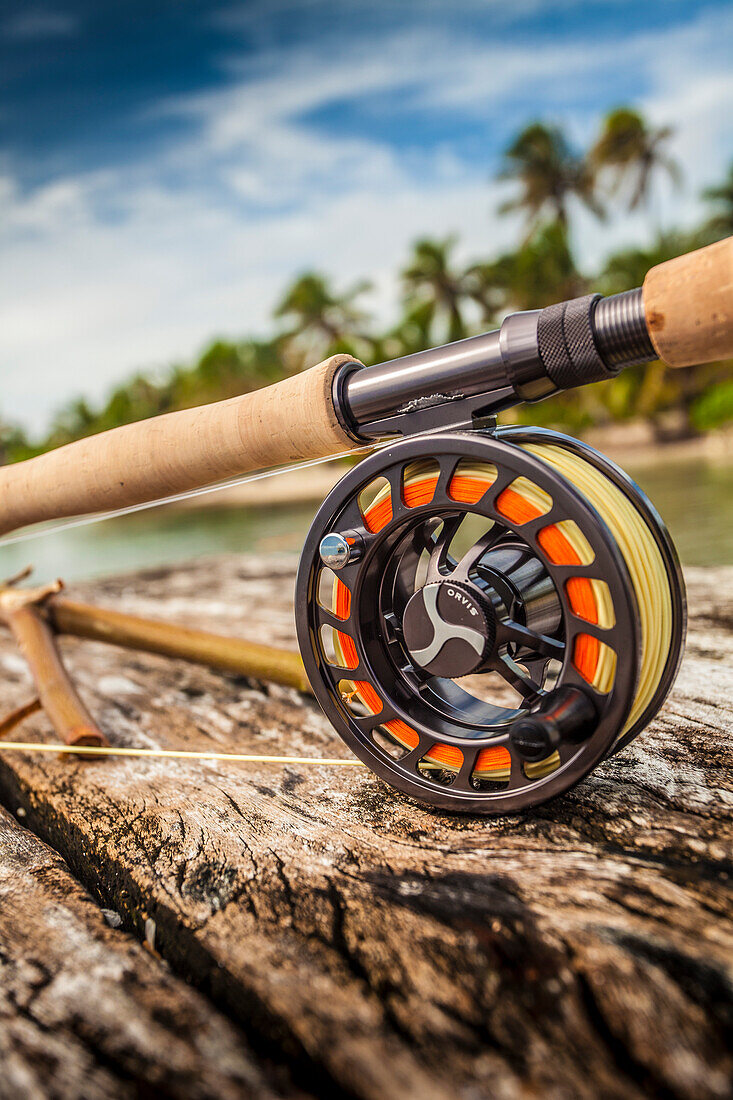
[0,805,295,1100]
[0,558,731,1100]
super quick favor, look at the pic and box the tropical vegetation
[2,105,732,465]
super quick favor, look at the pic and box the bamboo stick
[0,698,42,739]
[47,597,312,694]
[0,578,312,756]
[0,585,107,747]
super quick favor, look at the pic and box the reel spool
[296,429,685,813]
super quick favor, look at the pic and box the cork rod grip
[0,354,358,537]
[643,236,733,367]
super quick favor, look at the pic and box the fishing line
[0,741,365,766]
[0,445,377,548]
[0,421,490,550]
[523,442,672,738]
[0,435,679,799]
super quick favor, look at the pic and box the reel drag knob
[402,581,495,678]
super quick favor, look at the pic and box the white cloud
[1,4,732,434]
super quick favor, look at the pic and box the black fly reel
[295,429,686,813]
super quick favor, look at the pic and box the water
[0,499,320,584]
[627,457,733,567]
[0,456,730,585]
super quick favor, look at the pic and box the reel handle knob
[510,687,597,762]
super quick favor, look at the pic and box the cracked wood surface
[0,805,294,1100]
[0,556,730,1100]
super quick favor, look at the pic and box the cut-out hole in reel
[359,476,392,532]
[296,429,685,814]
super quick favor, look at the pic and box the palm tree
[274,272,371,354]
[381,298,436,360]
[590,107,680,211]
[96,376,168,434]
[48,398,97,445]
[0,417,32,464]
[401,237,473,343]
[497,122,602,237]
[462,262,507,326]
[491,221,583,311]
[597,230,708,296]
[702,163,733,237]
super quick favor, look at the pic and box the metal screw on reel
[297,430,685,813]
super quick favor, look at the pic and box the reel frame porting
[296,430,672,813]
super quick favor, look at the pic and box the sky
[1,0,732,435]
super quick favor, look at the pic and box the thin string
[0,741,366,766]
[0,423,459,549]
[0,445,376,548]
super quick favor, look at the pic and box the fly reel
[296,429,686,813]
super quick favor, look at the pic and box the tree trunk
[0,556,730,1099]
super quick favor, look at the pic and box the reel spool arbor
[296,430,685,813]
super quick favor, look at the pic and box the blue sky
[2,0,732,433]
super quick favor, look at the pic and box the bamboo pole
[47,597,312,695]
[0,583,107,747]
[0,698,42,739]
[0,577,312,753]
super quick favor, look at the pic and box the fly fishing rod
[1,236,731,812]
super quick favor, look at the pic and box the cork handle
[0,354,359,536]
[643,236,733,367]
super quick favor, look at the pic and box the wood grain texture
[0,354,358,537]
[644,236,733,367]
[0,557,730,1100]
[0,806,296,1100]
